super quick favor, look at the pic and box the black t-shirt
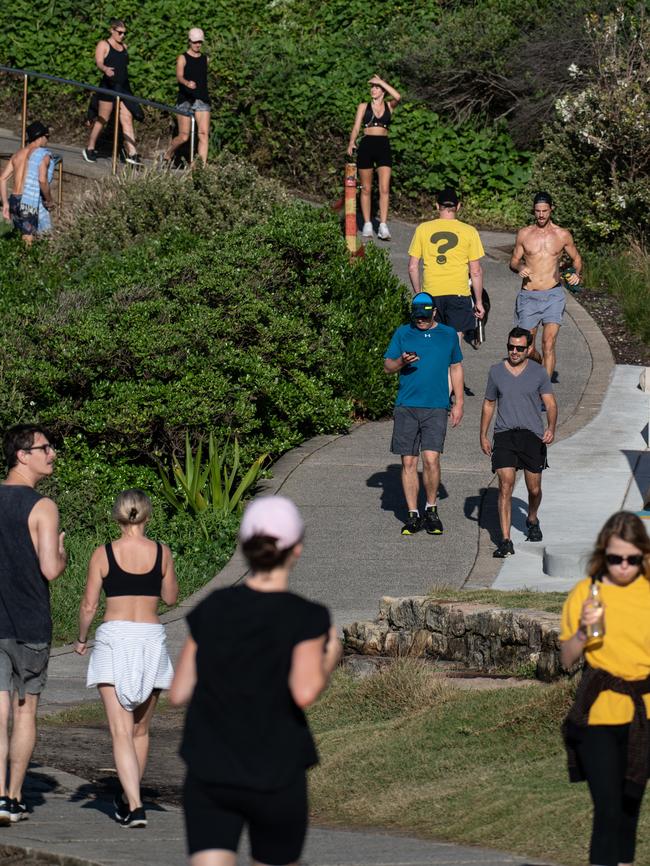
[180,584,330,790]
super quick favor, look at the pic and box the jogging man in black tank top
[0,425,66,824]
[163,27,211,165]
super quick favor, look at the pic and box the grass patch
[586,244,650,347]
[426,587,567,613]
[308,662,602,864]
[41,699,107,727]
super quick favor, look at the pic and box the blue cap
[411,292,434,319]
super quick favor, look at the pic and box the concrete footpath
[8,213,635,865]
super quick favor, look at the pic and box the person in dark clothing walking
[0,425,66,824]
[83,19,142,165]
[163,28,211,165]
[560,511,650,866]
[170,495,341,866]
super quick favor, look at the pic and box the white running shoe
[378,222,391,240]
[362,221,374,238]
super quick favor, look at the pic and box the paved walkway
[6,189,641,864]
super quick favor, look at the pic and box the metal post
[344,162,359,255]
[57,160,63,209]
[111,96,121,175]
[21,75,28,146]
[189,114,196,164]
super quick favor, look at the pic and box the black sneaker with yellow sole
[423,506,443,535]
[401,511,422,535]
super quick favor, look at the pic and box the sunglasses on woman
[605,553,644,566]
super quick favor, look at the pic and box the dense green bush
[0,0,530,213]
[0,163,405,463]
[527,8,649,247]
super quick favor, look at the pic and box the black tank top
[363,102,391,129]
[101,42,129,89]
[103,542,163,598]
[178,52,209,103]
[0,485,51,642]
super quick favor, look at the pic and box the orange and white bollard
[344,162,359,255]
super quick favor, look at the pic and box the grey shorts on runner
[177,99,211,113]
[0,639,50,698]
[514,284,566,330]
[391,407,448,455]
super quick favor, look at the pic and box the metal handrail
[0,64,196,174]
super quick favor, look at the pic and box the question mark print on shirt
[430,231,459,264]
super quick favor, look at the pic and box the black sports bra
[363,102,392,129]
[103,542,163,598]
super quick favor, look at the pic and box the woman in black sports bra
[82,19,143,166]
[347,74,401,242]
[75,489,178,829]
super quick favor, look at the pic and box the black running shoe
[113,791,129,821]
[526,520,543,542]
[9,798,28,823]
[493,539,515,558]
[82,148,98,163]
[125,152,144,166]
[401,511,422,536]
[423,506,443,535]
[119,806,147,828]
[0,796,11,825]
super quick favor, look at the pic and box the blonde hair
[112,489,152,526]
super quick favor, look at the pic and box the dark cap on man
[533,191,553,207]
[411,292,435,320]
[26,121,49,143]
[436,187,459,207]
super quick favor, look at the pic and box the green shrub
[585,245,650,346]
[526,9,650,247]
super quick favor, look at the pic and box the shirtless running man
[0,121,53,246]
[509,192,582,379]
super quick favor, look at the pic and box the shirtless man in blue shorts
[509,192,583,379]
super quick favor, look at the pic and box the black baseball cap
[436,187,459,207]
[533,191,554,207]
[26,121,50,143]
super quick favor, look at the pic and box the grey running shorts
[514,284,566,330]
[432,294,476,333]
[0,639,50,698]
[177,99,211,113]
[391,407,448,455]
[491,429,548,474]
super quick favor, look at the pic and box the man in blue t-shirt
[384,292,464,536]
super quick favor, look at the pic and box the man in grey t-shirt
[480,327,557,558]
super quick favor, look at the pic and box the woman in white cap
[163,27,211,165]
[170,495,341,866]
[75,489,178,829]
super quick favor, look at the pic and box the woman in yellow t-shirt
[560,511,650,866]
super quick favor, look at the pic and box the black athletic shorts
[491,429,548,473]
[183,771,308,864]
[357,135,392,169]
[432,294,476,333]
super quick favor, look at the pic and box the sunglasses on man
[507,343,528,353]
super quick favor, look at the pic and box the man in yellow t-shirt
[408,188,485,339]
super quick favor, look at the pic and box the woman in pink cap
[163,27,211,165]
[171,495,341,866]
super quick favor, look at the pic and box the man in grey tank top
[0,425,67,823]
[479,328,557,559]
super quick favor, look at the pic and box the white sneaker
[362,221,374,238]
[378,222,391,240]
